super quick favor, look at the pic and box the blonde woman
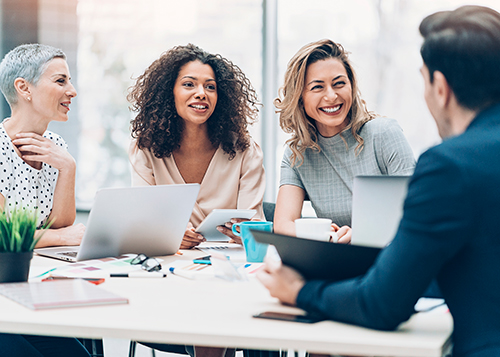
[274,39,415,243]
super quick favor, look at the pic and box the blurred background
[1,0,498,210]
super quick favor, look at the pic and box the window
[76,0,263,205]
[74,0,500,206]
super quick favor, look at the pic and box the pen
[169,267,196,279]
[193,259,211,265]
[35,267,57,278]
[110,272,167,278]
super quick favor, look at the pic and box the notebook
[251,230,381,281]
[35,184,200,262]
[0,279,128,310]
[350,175,410,248]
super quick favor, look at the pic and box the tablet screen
[195,209,256,241]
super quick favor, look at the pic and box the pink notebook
[0,279,128,310]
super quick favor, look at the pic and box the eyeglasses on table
[130,253,162,272]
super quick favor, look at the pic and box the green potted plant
[0,208,47,283]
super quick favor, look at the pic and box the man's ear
[432,71,452,110]
[13,77,31,100]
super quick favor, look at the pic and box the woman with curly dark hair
[128,44,265,251]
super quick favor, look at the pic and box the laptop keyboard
[58,251,78,257]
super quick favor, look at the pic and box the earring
[27,96,31,102]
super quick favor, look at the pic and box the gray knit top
[280,117,416,227]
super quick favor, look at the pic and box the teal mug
[232,221,273,262]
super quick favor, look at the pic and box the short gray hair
[0,44,66,106]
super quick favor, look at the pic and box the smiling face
[173,60,217,127]
[301,58,352,137]
[29,57,76,123]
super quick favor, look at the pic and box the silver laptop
[35,184,200,262]
[351,176,410,248]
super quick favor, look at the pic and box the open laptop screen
[351,175,410,248]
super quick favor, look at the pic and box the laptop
[35,184,200,262]
[249,175,410,281]
[251,230,381,281]
[351,175,410,248]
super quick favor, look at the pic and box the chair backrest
[263,202,276,222]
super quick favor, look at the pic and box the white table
[0,251,453,357]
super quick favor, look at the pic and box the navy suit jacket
[297,103,500,356]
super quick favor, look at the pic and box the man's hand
[257,256,306,306]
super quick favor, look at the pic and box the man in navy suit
[258,5,500,356]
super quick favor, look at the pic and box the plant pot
[0,251,33,283]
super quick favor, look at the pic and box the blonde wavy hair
[274,39,377,166]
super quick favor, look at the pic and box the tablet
[251,230,381,281]
[195,209,257,241]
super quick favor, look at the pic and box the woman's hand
[274,185,306,236]
[34,223,86,248]
[12,132,75,172]
[331,223,352,244]
[180,222,206,249]
[55,223,86,246]
[14,132,79,228]
[217,217,251,245]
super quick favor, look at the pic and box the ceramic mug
[232,221,273,262]
[295,218,337,242]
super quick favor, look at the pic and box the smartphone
[193,255,211,265]
[253,311,323,323]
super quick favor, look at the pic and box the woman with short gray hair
[0,43,85,248]
[0,43,90,357]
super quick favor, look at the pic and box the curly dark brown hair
[128,44,260,159]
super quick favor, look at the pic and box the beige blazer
[129,139,266,227]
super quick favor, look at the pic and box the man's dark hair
[420,5,500,111]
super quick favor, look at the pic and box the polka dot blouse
[0,123,67,228]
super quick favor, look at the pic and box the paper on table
[238,263,265,276]
[32,254,162,281]
[168,257,260,282]
[196,242,247,262]
[168,260,215,279]
[210,253,248,282]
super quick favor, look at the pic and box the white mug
[294,218,338,242]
